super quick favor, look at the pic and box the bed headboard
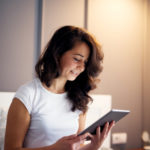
[0,92,15,150]
[87,94,112,150]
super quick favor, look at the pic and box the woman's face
[59,42,90,81]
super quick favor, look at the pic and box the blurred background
[0,0,150,149]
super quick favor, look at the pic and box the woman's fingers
[62,134,77,140]
[99,121,115,140]
[63,132,91,143]
[96,126,101,139]
[70,133,91,149]
[82,121,116,150]
[56,133,89,150]
[101,122,109,139]
[61,121,115,150]
[73,132,90,142]
[106,121,115,135]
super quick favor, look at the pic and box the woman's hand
[52,133,90,150]
[80,121,115,150]
[87,121,115,150]
[52,121,115,150]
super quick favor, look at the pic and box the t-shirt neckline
[36,78,67,96]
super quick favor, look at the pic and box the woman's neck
[43,77,67,94]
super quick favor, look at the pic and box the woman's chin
[67,76,77,81]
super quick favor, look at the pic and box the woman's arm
[4,98,57,150]
[77,112,87,134]
[4,98,31,150]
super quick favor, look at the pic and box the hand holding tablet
[78,109,130,139]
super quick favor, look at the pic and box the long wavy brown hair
[35,26,104,113]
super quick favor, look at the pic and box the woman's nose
[77,61,85,72]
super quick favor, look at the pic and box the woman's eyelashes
[73,57,87,66]
[73,57,80,62]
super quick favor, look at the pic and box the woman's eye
[73,58,79,62]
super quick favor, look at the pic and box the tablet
[78,109,130,137]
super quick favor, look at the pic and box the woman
[4,26,115,150]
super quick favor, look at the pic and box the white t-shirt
[14,78,82,148]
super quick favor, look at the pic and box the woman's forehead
[69,42,90,58]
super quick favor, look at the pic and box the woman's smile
[70,70,80,77]
[59,42,90,81]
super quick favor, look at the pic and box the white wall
[88,0,144,148]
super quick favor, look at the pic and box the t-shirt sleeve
[14,84,34,114]
[75,109,83,116]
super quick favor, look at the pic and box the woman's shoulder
[14,78,40,114]
[16,78,40,95]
